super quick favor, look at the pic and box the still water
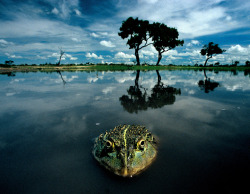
[0,70,249,194]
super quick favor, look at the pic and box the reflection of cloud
[102,86,116,94]
[6,92,16,96]
[87,76,102,83]
[115,73,135,83]
[209,72,250,91]
[63,75,79,82]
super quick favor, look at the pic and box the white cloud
[86,52,104,59]
[91,33,99,38]
[74,9,81,16]
[115,52,135,59]
[138,0,158,4]
[227,44,249,55]
[71,37,81,42]
[5,53,23,59]
[52,8,59,15]
[141,50,155,56]
[120,0,244,38]
[100,40,115,47]
[162,50,179,56]
[187,40,200,46]
[178,50,201,57]
[48,52,78,61]
[0,39,14,47]
[65,54,78,60]
[36,55,47,60]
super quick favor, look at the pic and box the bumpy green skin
[92,125,157,177]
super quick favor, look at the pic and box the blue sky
[0,0,249,65]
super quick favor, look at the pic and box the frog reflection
[198,69,219,93]
[119,70,181,113]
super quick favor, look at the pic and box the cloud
[71,37,81,42]
[5,53,23,59]
[0,39,14,47]
[52,8,59,15]
[227,44,249,55]
[115,52,135,59]
[86,53,104,59]
[187,40,200,47]
[141,50,156,56]
[102,86,116,94]
[48,52,78,61]
[100,40,115,47]
[120,0,245,38]
[91,33,99,38]
[65,54,78,60]
[74,9,81,16]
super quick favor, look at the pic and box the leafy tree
[246,60,250,67]
[200,42,225,67]
[233,61,239,66]
[118,17,152,66]
[5,60,14,65]
[150,23,184,66]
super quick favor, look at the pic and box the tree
[233,61,239,66]
[5,60,14,66]
[118,17,152,66]
[246,61,250,67]
[150,23,184,66]
[200,42,225,67]
[57,47,65,66]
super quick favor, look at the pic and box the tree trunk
[156,51,162,66]
[203,69,207,79]
[135,70,140,87]
[204,57,210,67]
[156,70,161,83]
[57,56,62,66]
[135,48,140,66]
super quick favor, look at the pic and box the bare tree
[57,47,65,66]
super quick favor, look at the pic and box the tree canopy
[200,42,225,66]
[118,17,183,66]
[150,22,184,65]
[118,17,152,66]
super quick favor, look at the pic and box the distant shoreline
[1,64,250,73]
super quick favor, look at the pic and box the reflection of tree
[119,70,181,113]
[198,69,219,93]
[57,71,66,85]
[0,72,15,76]
[244,69,250,77]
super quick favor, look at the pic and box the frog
[92,124,157,177]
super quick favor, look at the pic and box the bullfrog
[92,125,157,177]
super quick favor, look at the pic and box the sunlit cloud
[100,40,116,48]
[114,52,135,59]
[86,52,104,59]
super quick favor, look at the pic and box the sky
[0,0,249,65]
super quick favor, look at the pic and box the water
[0,70,249,194]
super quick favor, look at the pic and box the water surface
[0,70,249,193]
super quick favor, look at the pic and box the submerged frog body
[92,125,157,177]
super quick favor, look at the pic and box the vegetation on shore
[1,63,250,74]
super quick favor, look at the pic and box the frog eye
[137,139,145,150]
[105,140,113,149]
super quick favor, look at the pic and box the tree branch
[139,42,153,50]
